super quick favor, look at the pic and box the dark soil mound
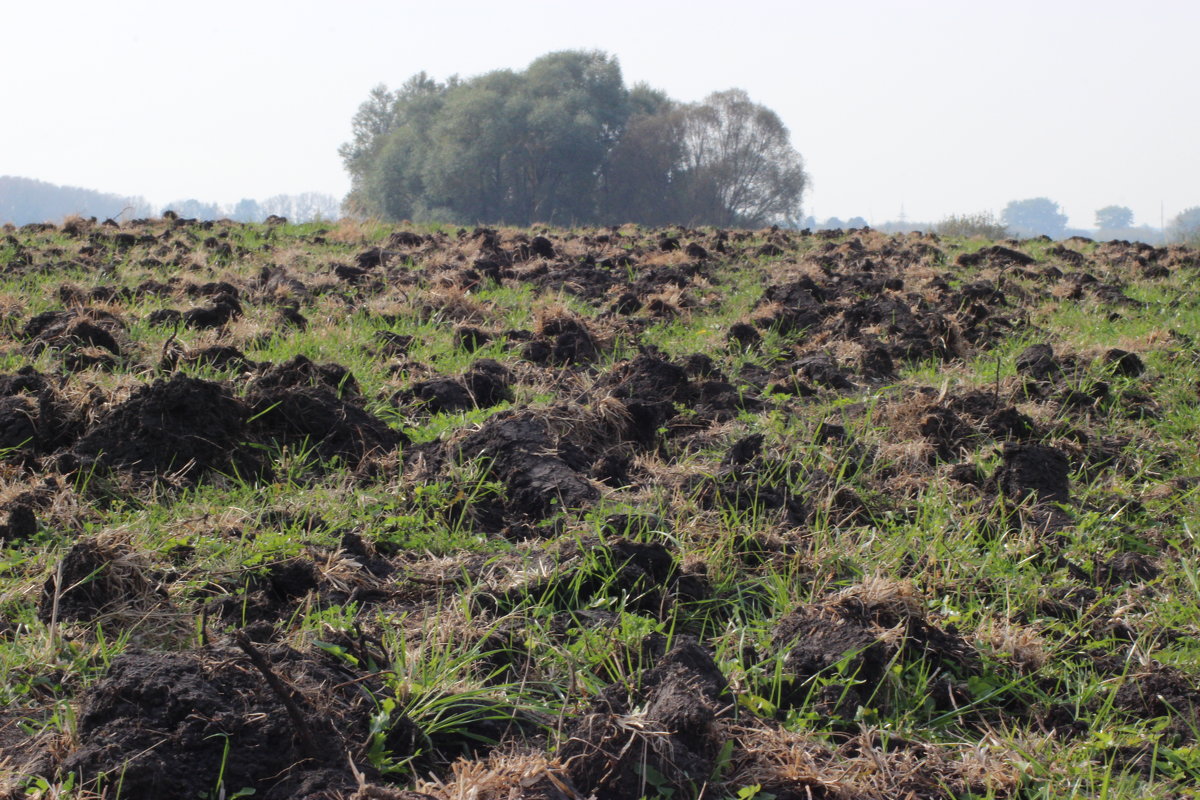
[756,278,827,335]
[205,557,326,628]
[68,374,257,483]
[523,316,598,365]
[694,378,763,421]
[388,230,425,248]
[61,320,120,355]
[1093,552,1159,585]
[182,293,242,329]
[560,637,729,800]
[1114,666,1200,739]
[692,437,808,525]
[1016,343,1061,381]
[728,321,762,350]
[456,410,598,518]
[529,235,555,259]
[792,353,856,392]
[249,355,360,398]
[62,347,118,372]
[533,264,622,302]
[56,646,388,798]
[0,491,37,542]
[146,308,183,327]
[21,309,124,356]
[463,358,513,408]
[859,343,896,380]
[609,353,693,405]
[609,291,641,315]
[453,325,492,352]
[918,403,976,461]
[37,539,164,624]
[475,535,701,617]
[838,296,959,363]
[775,607,889,692]
[772,586,978,712]
[1103,348,1145,377]
[604,353,696,445]
[399,360,512,415]
[182,345,255,372]
[334,262,371,283]
[0,367,80,462]
[694,472,808,525]
[956,245,1036,268]
[375,330,414,357]
[247,385,404,468]
[403,377,475,414]
[984,406,1037,440]
[723,433,765,467]
[994,443,1071,504]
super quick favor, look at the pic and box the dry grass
[724,721,1025,799]
[421,285,491,326]
[414,750,577,800]
[975,618,1049,673]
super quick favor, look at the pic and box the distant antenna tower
[898,202,907,226]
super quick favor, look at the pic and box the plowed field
[1,217,1199,799]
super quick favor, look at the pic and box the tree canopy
[1095,205,1134,230]
[1168,207,1200,245]
[341,52,807,227]
[1001,197,1069,238]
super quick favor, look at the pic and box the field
[1,216,1199,799]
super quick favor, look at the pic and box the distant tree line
[1169,207,1200,245]
[869,198,1198,246]
[341,50,808,228]
[801,215,869,231]
[0,176,342,225]
[163,193,342,224]
[998,198,1198,244]
[0,176,154,226]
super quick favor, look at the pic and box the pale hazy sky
[3,0,1197,229]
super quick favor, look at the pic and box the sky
[3,0,1198,229]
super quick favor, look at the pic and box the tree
[600,107,685,225]
[343,73,445,218]
[1168,207,1200,245]
[676,89,807,227]
[231,198,262,223]
[1095,205,1134,230]
[420,69,523,222]
[339,84,398,179]
[1002,198,1068,238]
[515,50,629,223]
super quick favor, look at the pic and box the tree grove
[340,51,807,228]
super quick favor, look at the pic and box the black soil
[245,357,403,468]
[56,647,384,799]
[772,591,979,713]
[994,443,1072,504]
[37,539,164,624]
[0,367,80,462]
[67,374,259,483]
[456,410,599,518]
[559,637,729,799]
